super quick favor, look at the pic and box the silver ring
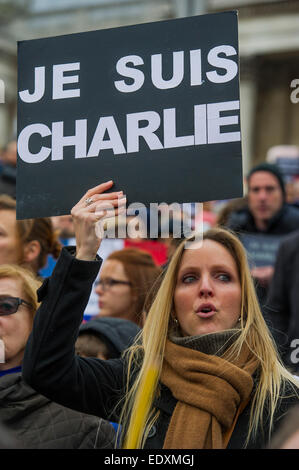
[84,197,93,207]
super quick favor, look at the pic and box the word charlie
[18,45,240,164]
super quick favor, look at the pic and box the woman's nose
[198,276,214,297]
[95,282,104,295]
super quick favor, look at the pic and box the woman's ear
[22,240,41,265]
[170,310,178,325]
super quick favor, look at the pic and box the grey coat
[0,371,116,449]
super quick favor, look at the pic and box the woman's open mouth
[195,303,216,318]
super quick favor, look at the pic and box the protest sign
[239,233,287,268]
[17,10,242,219]
[267,145,299,180]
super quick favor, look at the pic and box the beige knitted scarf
[160,339,258,449]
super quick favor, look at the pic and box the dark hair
[75,332,114,359]
[216,197,248,227]
[0,194,61,271]
[247,162,286,198]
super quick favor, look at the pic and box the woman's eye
[182,275,197,284]
[217,273,231,282]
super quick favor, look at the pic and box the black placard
[240,233,287,268]
[17,11,242,219]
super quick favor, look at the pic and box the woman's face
[174,239,241,337]
[0,277,33,369]
[95,259,134,321]
[0,210,20,265]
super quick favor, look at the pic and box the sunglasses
[0,296,33,316]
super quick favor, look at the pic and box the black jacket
[227,203,299,236]
[22,247,299,449]
[226,203,299,307]
[265,229,299,372]
[0,371,116,449]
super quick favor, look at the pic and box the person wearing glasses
[0,263,116,448]
[23,181,299,449]
[95,248,162,327]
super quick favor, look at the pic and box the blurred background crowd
[1,0,299,450]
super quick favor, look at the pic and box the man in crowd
[226,162,299,305]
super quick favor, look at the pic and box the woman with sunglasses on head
[95,248,162,327]
[0,264,116,448]
[23,181,299,449]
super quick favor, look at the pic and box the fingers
[95,197,127,220]
[85,193,125,208]
[95,205,126,222]
[78,180,114,204]
[72,181,127,228]
[72,194,126,220]
[86,195,126,213]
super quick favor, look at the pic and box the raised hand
[71,180,126,261]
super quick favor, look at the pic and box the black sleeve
[265,240,290,355]
[22,246,125,420]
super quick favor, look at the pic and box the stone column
[0,60,10,147]
[239,56,258,176]
[0,60,17,146]
[0,105,10,147]
[173,0,208,17]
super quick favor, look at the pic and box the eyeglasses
[0,296,33,316]
[95,278,132,291]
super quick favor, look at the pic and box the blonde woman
[23,181,299,449]
[0,264,116,448]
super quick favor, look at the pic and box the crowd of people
[0,140,299,449]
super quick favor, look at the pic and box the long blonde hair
[119,228,299,448]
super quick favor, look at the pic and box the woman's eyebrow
[178,264,234,272]
[210,264,235,272]
[176,265,237,282]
